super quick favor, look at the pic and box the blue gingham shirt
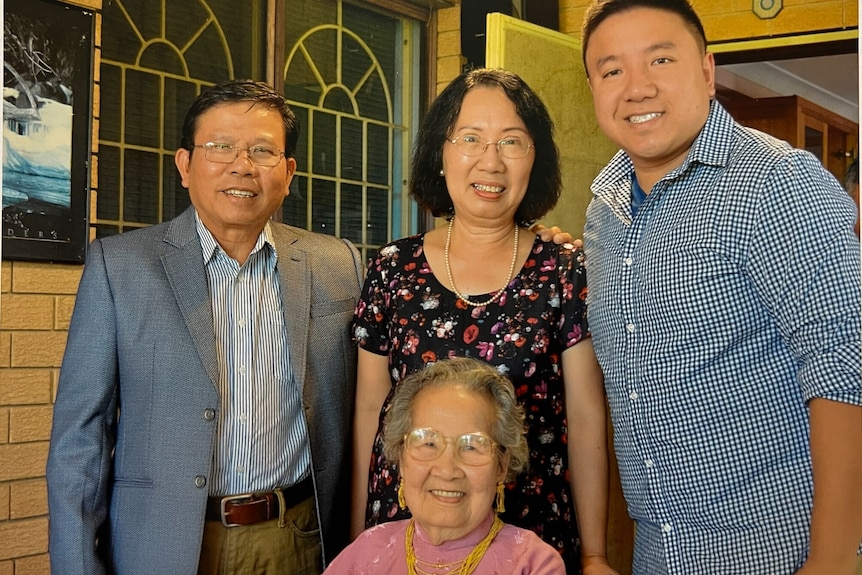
[196,214,311,495]
[584,101,861,574]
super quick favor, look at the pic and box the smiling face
[442,86,535,225]
[174,101,296,248]
[399,384,507,545]
[585,7,715,186]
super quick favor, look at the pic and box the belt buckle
[219,492,254,528]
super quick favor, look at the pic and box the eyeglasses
[403,427,500,466]
[191,142,285,167]
[447,135,534,159]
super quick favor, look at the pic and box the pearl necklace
[444,217,519,308]
[405,515,504,575]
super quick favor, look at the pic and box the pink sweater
[324,512,566,574]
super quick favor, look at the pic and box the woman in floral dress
[350,68,617,575]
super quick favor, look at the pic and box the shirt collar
[591,100,735,218]
[194,210,277,265]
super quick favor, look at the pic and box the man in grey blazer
[47,80,363,574]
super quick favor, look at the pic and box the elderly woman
[352,68,616,574]
[327,358,565,573]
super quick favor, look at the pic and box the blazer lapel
[271,224,310,396]
[161,208,220,390]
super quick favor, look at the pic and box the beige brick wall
[0,0,100,571]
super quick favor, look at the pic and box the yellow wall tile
[0,335,11,369]
[437,30,462,58]
[10,480,48,519]
[0,295,54,331]
[11,264,82,296]
[9,407,54,443]
[10,332,68,368]
[14,554,51,575]
[0,517,48,560]
[54,296,76,331]
[0,370,53,406]
[0,443,49,482]
[0,262,10,293]
[0,484,8,520]
[436,55,463,86]
[437,6,460,32]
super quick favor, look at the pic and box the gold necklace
[405,515,505,575]
[443,217,519,308]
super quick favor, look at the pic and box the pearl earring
[439,169,445,176]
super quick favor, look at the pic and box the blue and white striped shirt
[196,215,311,495]
[584,101,861,574]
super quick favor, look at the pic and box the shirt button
[238,365,247,375]
[629,391,638,400]
[236,465,245,474]
[624,257,633,266]
[203,408,216,421]
[645,459,654,468]
[662,523,672,533]
[626,323,636,333]
[194,475,207,488]
[237,318,247,327]
[239,413,248,423]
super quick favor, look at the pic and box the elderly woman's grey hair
[382,357,529,481]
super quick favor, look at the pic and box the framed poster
[2,0,94,263]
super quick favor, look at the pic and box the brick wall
[0,0,101,571]
[0,262,81,573]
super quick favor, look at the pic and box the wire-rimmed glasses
[191,142,285,167]
[447,134,534,159]
[403,427,500,466]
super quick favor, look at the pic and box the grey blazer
[46,207,363,574]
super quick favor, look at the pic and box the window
[282,0,420,260]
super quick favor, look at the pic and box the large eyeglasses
[403,427,500,466]
[447,134,534,159]
[191,142,285,167]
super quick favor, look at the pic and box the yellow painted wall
[0,0,101,571]
[560,0,858,40]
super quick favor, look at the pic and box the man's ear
[283,156,297,198]
[175,148,191,188]
[703,51,716,98]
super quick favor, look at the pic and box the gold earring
[398,479,407,510]
[495,482,505,514]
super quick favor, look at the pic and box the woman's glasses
[447,135,534,159]
[403,427,500,466]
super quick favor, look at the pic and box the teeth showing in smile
[430,489,466,498]
[224,189,255,198]
[628,112,662,124]
[473,183,504,194]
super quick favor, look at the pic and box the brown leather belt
[205,477,314,527]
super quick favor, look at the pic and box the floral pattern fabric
[352,233,589,572]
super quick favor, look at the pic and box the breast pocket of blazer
[310,297,356,318]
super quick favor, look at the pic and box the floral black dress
[352,233,589,573]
